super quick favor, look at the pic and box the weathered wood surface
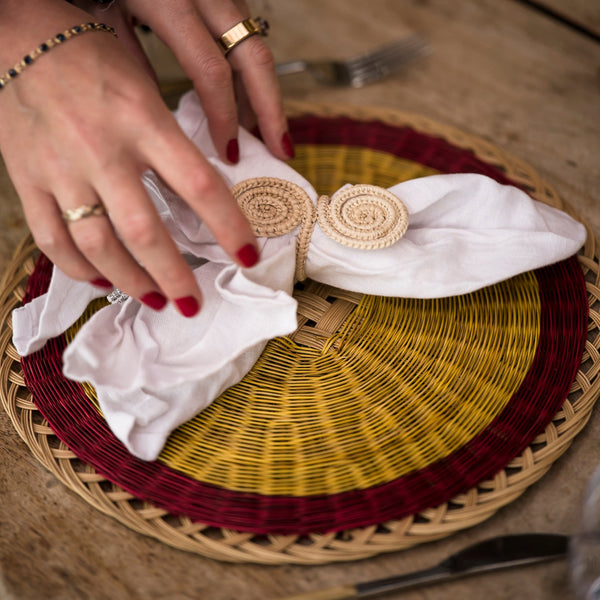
[1,1,599,598]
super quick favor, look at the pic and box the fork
[275,33,429,88]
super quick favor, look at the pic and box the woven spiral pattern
[317,184,409,249]
[1,102,599,564]
[232,177,409,279]
[232,177,311,238]
[232,177,316,281]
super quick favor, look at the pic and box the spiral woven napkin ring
[231,177,410,281]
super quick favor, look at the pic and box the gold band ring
[62,203,107,222]
[217,17,269,56]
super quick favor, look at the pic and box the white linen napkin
[12,91,586,461]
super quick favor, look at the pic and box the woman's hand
[86,0,293,162]
[0,0,291,317]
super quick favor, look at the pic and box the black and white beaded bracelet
[0,22,117,91]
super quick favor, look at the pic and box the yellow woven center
[73,147,540,497]
[289,145,439,193]
[160,276,540,496]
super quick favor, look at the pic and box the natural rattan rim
[1,102,599,564]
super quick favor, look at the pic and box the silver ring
[62,203,107,222]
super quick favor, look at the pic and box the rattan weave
[24,248,587,535]
[159,272,542,494]
[231,177,410,281]
[1,102,599,564]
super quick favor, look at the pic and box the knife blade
[279,533,569,600]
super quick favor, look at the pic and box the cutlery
[159,34,429,101]
[274,33,429,87]
[278,533,569,599]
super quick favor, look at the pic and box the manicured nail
[237,243,259,268]
[174,295,200,318]
[140,291,168,311]
[282,132,295,159]
[226,138,239,164]
[90,278,113,289]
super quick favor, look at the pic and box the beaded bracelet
[0,23,117,91]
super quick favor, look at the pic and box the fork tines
[346,34,429,87]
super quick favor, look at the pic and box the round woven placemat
[1,102,599,564]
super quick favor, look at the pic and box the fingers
[1,0,286,321]
[20,186,108,285]
[138,114,259,265]
[19,181,174,311]
[228,35,293,160]
[137,3,240,164]
[19,175,206,317]
[128,0,293,161]
[3,40,258,319]
[89,165,204,314]
[50,139,258,319]
[197,1,293,160]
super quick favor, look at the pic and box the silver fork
[275,33,429,88]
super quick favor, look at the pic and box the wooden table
[1,1,599,598]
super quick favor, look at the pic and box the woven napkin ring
[232,177,410,281]
[0,23,117,91]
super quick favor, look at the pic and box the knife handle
[278,584,357,600]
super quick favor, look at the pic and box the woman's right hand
[0,0,279,317]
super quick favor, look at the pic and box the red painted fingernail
[282,132,295,158]
[226,138,239,164]
[90,278,113,289]
[174,296,200,318]
[140,291,168,311]
[237,243,259,268]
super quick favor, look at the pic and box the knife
[279,533,569,600]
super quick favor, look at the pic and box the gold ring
[217,17,269,56]
[62,203,107,222]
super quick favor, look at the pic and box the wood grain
[1,0,599,598]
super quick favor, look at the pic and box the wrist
[0,0,92,65]
[0,23,117,92]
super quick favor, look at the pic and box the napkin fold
[12,91,587,461]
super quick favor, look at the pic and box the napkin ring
[232,177,409,281]
[217,17,269,56]
[62,203,107,222]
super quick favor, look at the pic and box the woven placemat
[1,102,599,564]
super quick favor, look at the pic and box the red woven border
[20,256,587,533]
[18,119,589,534]
[288,115,517,186]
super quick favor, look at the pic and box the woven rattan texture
[1,103,599,564]
[231,177,410,281]
[23,249,588,535]
[51,262,544,500]
[160,273,542,495]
